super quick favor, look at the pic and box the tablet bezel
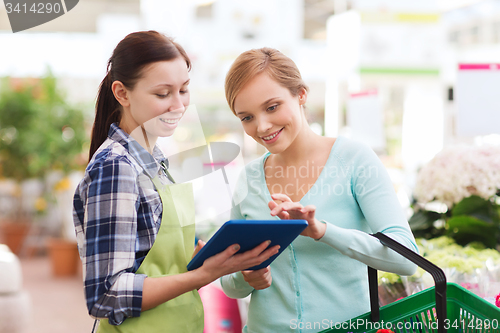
[187,219,308,271]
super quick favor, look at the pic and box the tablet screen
[187,219,308,271]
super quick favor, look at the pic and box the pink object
[495,293,500,308]
[199,283,242,333]
[458,63,500,70]
[349,89,378,98]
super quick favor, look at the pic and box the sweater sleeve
[220,203,255,299]
[318,143,418,276]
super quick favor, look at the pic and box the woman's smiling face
[233,73,307,154]
[120,57,190,138]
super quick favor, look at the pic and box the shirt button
[293,266,297,272]
[296,291,300,297]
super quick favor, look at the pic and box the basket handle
[368,232,447,333]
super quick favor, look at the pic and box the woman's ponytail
[88,71,121,161]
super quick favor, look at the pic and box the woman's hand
[268,193,327,240]
[192,239,206,258]
[197,240,280,285]
[241,267,272,290]
[143,241,279,310]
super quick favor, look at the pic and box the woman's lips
[261,128,283,143]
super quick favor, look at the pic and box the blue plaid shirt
[73,123,173,325]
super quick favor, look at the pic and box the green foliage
[452,194,499,223]
[447,215,498,248]
[0,74,87,180]
[448,195,500,248]
[378,271,401,285]
[409,195,500,249]
[409,210,447,239]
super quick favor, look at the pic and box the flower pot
[46,238,79,277]
[0,220,31,255]
[0,291,31,333]
[0,244,23,293]
[0,245,31,333]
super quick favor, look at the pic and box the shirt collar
[108,123,168,179]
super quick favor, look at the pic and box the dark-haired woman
[73,31,279,332]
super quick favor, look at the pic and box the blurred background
[1,0,500,332]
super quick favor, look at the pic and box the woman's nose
[257,116,272,134]
[169,93,185,112]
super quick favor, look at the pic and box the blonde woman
[221,48,418,332]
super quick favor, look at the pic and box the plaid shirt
[73,123,173,325]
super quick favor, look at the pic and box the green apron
[97,177,204,332]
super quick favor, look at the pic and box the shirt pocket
[151,199,163,228]
[141,182,163,228]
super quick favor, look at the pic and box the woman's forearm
[142,240,280,310]
[141,269,212,311]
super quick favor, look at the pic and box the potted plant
[409,145,500,249]
[0,79,39,254]
[0,73,88,275]
[46,174,83,277]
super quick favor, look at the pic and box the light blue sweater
[221,136,418,333]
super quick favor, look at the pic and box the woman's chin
[258,142,284,155]
[144,123,177,138]
[158,130,175,138]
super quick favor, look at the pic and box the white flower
[414,145,500,208]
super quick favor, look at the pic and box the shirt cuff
[99,273,147,326]
[317,221,352,254]
[220,272,254,299]
[131,273,147,317]
[314,220,328,241]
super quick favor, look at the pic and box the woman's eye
[156,93,168,98]
[241,116,251,122]
[180,90,188,94]
[267,105,278,112]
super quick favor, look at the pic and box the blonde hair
[225,47,309,115]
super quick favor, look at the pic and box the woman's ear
[298,88,308,105]
[112,81,130,107]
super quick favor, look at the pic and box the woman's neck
[272,119,322,167]
[120,120,158,155]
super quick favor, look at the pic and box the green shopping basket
[320,233,500,333]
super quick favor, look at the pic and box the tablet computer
[187,219,308,271]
